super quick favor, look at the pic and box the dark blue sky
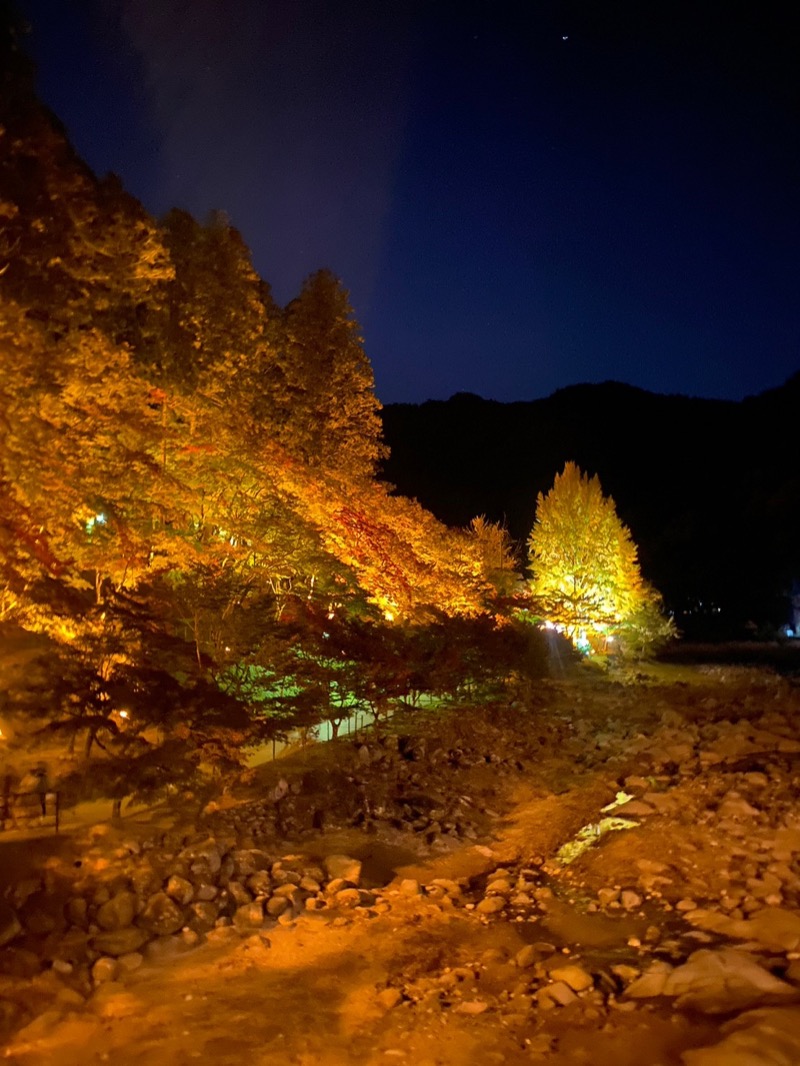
[19,0,799,404]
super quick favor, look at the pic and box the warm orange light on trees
[528,462,672,654]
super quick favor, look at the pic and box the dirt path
[3,667,800,1065]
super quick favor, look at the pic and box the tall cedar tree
[159,209,276,399]
[276,270,386,478]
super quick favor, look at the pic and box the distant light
[384,610,394,622]
[86,512,107,533]
[562,35,569,40]
[119,710,128,719]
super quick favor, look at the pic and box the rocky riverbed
[2,663,800,1064]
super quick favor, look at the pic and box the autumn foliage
[528,463,673,654]
[0,30,509,803]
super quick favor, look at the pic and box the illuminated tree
[528,462,668,652]
[468,516,520,597]
[159,209,275,393]
[275,270,386,477]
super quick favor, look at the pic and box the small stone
[537,981,578,1007]
[139,892,184,937]
[549,964,594,992]
[514,945,540,969]
[676,898,698,912]
[333,888,362,909]
[55,987,86,1008]
[117,953,143,973]
[226,881,252,907]
[272,883,302,902]
[179,839,222,875]
[378,987,403,1009]
[66,897,89,928]
[91,957,119,985]
[90,927,148,957]
[485,879,513,896]
[324,855,362,884]
[247,871,273,896]
[597,887,620,907]
[233,902,264,932]
[511,892,533,906]
[188,901,218,932]
[454,1000,489,1014]
[165,876,194,906]
[621,890,642,911]
[476,896,506,915]
[398,879,420,896]
[429,879,462,897]
[266,896,289,917]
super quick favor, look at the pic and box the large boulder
[686,907,800,953]
[664,949,799,1014]
[683,1006,800,1065]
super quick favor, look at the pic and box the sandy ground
[2,663,800,1065]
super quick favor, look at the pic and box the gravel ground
[2,662,800,1065]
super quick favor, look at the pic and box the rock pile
[0,836,384,1036]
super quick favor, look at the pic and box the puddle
[537,897,653,950]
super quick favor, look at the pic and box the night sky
[18,1,799,405]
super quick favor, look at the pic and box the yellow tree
[528,462,664,651]
[468,516,520,598]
